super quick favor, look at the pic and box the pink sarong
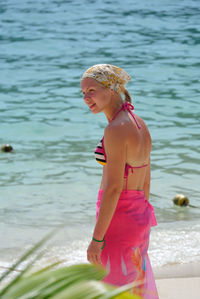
[96,189,159,299]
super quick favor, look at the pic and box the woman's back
[100,109,152,193]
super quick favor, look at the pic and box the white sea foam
[149,221,200,268]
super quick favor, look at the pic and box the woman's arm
[93,125,126,239]
[87,125,126,264]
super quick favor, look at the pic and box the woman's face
[81,78,112,114]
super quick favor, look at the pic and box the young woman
[81,64,159,299]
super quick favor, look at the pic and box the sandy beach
[154,262,200,299]
[156,277,200,299]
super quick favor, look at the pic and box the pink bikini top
[94,102,148,190]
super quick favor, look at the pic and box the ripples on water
[0,0,200,252]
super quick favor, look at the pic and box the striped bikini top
[94,102,148,190]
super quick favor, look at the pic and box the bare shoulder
[134,113,152,148]
[103,122,127,158]
[134,112,147,127]
[134,113,151,134]
[104,120,127,143]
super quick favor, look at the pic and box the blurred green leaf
[2,264,106,298]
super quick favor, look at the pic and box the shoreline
[153,260,200,279]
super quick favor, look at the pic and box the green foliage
[0,231,143,299]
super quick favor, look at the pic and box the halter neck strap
[111,102,141,130]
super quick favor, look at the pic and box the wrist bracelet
[92,237,104,242]
[92,237,105,250]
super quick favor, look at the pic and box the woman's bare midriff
[100,166,148,191]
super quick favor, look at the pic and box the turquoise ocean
[0,0,200,277]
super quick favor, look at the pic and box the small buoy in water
[173,194,189,207]
[1,144,13,152]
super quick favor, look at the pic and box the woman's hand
[87,239,103,265]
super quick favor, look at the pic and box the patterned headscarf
[81,64,131,94]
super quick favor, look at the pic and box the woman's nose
[84,93,90,102]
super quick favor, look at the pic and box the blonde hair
[124,88,132,103]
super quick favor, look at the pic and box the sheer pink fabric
[96,189,159,299]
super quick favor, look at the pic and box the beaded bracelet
[92,236,105,250]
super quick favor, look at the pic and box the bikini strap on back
[124,163,148,191]
[122,102,141,130]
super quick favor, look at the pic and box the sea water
[0,0,200,277]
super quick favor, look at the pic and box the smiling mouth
[89,104,96,109]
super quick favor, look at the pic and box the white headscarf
[81,64,131,94]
